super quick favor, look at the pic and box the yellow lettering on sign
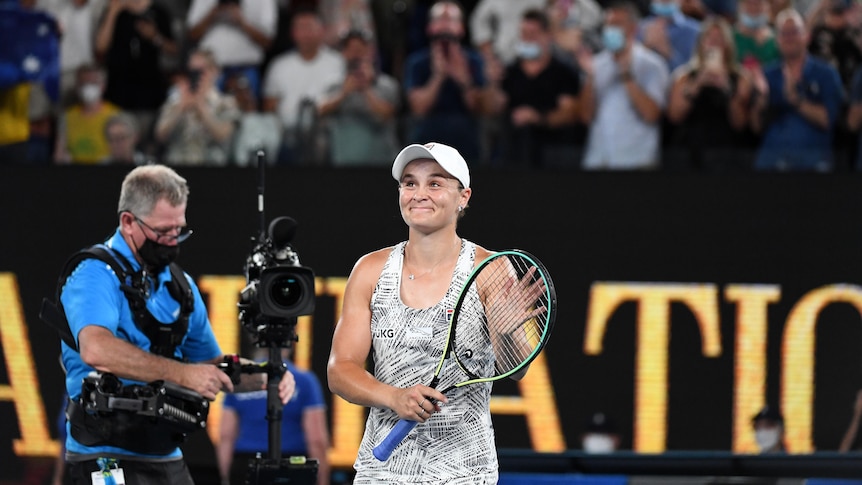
[726,284,780,453]
[490,352,565,451]
[318,276,368,467]
[198,275,246,446]
[782,284,862,453]
[585,282,721,452]
[0,273,60,456]
[13,275,853,462]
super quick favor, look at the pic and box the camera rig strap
[39,245,193,359]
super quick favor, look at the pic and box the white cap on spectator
[391,142,470,188]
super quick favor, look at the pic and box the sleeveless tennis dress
[352,240,499,484]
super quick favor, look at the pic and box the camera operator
[154,48,239,166]
[58,164,295,485]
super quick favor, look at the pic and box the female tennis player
[327,141,551,484]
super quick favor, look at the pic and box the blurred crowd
[2,0,862,172]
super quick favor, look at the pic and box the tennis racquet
[372,249,557,461]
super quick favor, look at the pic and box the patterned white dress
[352,240,499,484]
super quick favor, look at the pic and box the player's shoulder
[351,245,398,279]
[356,245,395,266]
[473,244,495,263]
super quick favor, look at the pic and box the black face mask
[429,32,460,44]
[138,237,180,272]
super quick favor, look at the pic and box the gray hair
[104,112,140,139]
[117,165,189,217]
[774,7,804,31]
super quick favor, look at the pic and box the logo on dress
[373,327,396,339]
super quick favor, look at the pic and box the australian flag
[0,0,60,101]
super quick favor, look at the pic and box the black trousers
[67,458,195,485]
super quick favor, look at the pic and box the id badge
[90,468,125,485]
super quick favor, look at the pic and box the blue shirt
[637,12,701,72]
[222,363,325,454]
[755,57,845,171]
[402,45,486,161]
[61,229,222,458]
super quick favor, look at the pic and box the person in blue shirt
[59,164,295,485]
[752,8,845,172]
[217,348,330,485]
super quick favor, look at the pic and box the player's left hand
[486,265,546,336]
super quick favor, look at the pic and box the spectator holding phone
[666,16,755,171]
[154,49,240,165]
[317,29,400,166]
[186,0,278,97]
[95,0,177,154]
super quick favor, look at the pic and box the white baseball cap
[391,142,470,188]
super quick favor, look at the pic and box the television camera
[238,215,316,348]
[219,151,319,485]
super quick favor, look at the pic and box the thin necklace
[404,240,460,281]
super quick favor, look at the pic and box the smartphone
[187,69,202,92]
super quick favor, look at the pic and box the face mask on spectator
[651,1,679,17]
[429,32,460,44]
[602,26,626,53]
[739,13,768,29]
[79,83,101,105]
[515,41,542,60]
[582,433,617,454]
[755,428,780,450]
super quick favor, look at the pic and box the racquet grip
[373,419,419,461]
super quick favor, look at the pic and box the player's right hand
[390,385,447,423]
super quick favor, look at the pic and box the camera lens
[269,276,304,309]
[258,265,315,319]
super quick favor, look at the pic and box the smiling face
[398,159,471,234]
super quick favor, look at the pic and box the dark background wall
[2,166,862,482]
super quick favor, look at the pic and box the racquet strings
[453,253,550,379]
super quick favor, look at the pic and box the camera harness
[41,244,209,455]
[43,245,193,355]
